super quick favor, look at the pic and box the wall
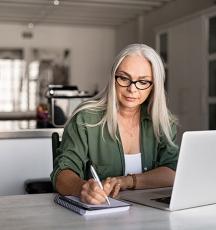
[115,18,139,52]
[167,16,205,142]
[0,23,115,94]
[142,0,215,47]
[116,0,215,49]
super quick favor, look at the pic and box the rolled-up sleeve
[50,113,89,188]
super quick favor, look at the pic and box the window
[208,15,216,130]
[209,16,216,54]
[159,33,168,63]
[0,48,71,131]
[209,60,216,97]
[157,32,168,91]
[0,49,37,130]
[0,50,25,111]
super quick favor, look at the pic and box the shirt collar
[141,102,151,121]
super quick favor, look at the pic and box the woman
[51,44,179,204]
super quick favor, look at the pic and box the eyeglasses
[115,75,153,90]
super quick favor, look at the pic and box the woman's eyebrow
[116,70,151,79]
[115,70,131,78]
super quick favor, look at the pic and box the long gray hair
[70,44,176,146]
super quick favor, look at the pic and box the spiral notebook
[54,194,131,216]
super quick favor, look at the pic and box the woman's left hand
[103,177,121,198]
[103,175,133,197]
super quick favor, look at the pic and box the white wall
[115,18,138,52]
[116,0,215,49]
[142,0,215,47]
[167,16,206,142]
[0,23,116,93]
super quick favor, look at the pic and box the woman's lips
[124,96,136,101]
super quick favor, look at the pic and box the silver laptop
[120,130,216,211]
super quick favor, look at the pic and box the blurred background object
[47,85,93,128]
[0,0,215,140]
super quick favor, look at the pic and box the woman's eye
[119,76,129,81]
[139,81,148,85]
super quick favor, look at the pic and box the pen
[90,165,111,205]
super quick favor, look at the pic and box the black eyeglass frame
[115,75,153,90]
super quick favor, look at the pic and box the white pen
[90,165,111,205]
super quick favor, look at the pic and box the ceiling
[0,0,175,28]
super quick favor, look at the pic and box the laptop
[120,130,216,211]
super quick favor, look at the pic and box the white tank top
[124,153,142,176]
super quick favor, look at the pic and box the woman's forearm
[55,169,86,196]
[135,166,175,189]
[117,166,175,190]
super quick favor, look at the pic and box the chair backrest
[51,132,61,165]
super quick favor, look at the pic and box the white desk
[1,193,216,230]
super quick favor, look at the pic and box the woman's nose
[127,82,137,92]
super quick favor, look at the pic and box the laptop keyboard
[152,189,172,196]
[152,196,171,204]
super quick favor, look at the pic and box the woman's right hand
[80,178,121,204]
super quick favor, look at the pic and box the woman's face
[115,54,153,110]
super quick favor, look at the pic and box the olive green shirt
[51,105,179,187]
